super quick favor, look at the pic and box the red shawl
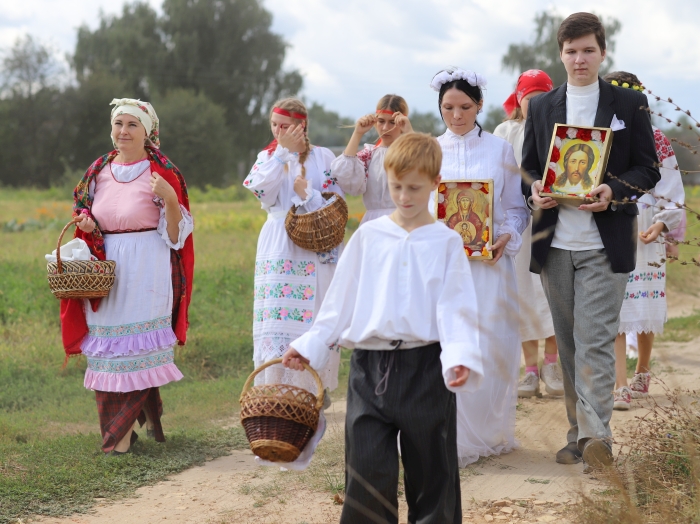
[60,147,194,358]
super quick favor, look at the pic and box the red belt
[102,227,157,234]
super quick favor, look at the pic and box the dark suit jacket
[521,78,661,274]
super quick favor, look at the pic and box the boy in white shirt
[282,132,483,524]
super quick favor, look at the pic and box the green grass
[658,312,700,343]
[0,427,247,522]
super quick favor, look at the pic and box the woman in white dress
[602,72,686,410]
[65,98,194,456]
[332,94,413,223]
[493,70,564,399]
[243,98,345,394]
[430,68,529,466]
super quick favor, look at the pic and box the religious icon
[434,179,493,259]
[540,124,613,201]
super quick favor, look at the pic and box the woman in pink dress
[62,98,194,456]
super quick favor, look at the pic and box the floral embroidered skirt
[618,205,667,335]
[82,231,183,392]
[252,215,340,394]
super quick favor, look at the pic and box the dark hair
[437,79,484,136]
[555,143,595,190]
[602,71,643,88]
[557,12,606,52]
[377,94,409,115]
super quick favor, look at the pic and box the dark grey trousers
[341,344,461,524]
[540,248,628,447]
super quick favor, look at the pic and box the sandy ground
[39,300,700,524]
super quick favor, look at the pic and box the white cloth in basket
[45,238,97,263]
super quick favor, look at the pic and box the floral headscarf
[109,98,160,148]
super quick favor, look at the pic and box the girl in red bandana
[242,98,346,405]
[493,70,563,399]
[332,94,414,224]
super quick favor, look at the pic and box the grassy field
[0,184,699,523]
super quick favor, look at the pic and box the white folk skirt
[82,231,183,393]
[252,212,340,394]
[514,221,555,342]
[456,256,520,467]
[618,204,667,335]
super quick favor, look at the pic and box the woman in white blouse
[332,94,413,224]
[430,68,529,467]
[243,98,345,395]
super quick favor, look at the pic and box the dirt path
[40,322,700,523]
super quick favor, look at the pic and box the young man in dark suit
[521,12,660,471]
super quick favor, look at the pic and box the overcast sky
[2,0,699,121]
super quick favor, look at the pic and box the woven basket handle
[240,357,325,411]
[55,217,82,274]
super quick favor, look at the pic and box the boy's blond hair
[384,133,442,182]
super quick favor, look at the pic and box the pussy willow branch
[646,90,700,128]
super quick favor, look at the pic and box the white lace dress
[331,144,395,223]
[436,127,529,467]
[493,119,555,342]
[618,127,685,335]
[243,145,345,393]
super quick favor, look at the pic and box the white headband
[430,68,488,92]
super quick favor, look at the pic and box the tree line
[0,4,696,188]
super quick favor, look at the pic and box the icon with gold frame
[539,124,613,202]
[435,179,494,260]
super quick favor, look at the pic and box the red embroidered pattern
[654,129,675,162]
[357,146,374,178]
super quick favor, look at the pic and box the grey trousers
[341,344,461,524]
[540,248,627,446]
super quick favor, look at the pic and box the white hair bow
[430,68,488,92]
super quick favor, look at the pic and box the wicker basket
[240,358,325,463]
[285,192,348,252]
[47,218,116,300]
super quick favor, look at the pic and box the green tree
[410,110,445,137]
[307,102,355,147]
[72,3,165,100]
[152,89,231,187]
[158,0,301,160]
[502,11,621,87]
[0,36,70,187]
[64,71,128,171]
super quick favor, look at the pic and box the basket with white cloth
[46,218,116,300]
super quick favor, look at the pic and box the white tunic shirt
[291,216,484,393]
[552,82,605,250]
[331,145,395,223]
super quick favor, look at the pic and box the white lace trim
[618,320,665,335]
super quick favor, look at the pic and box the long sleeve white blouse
[435,127,529,257]
[291,216,484,393]
[243,145,344,214]
[331,145,395,220]
[644,127,685,232]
